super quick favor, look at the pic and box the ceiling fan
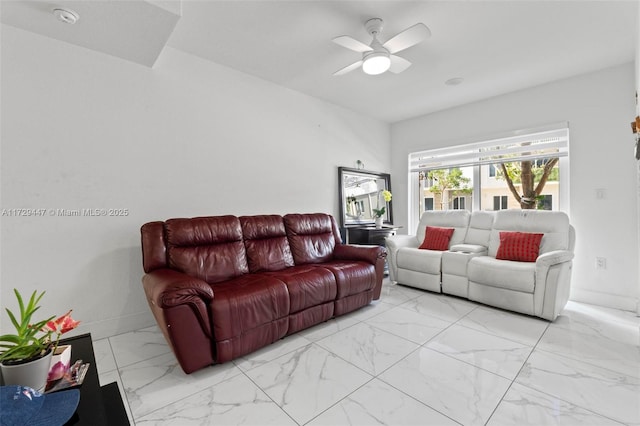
[332,18,431,76]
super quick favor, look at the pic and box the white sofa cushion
[488,210,570,257]
[397,247,442,274]
[464,210,495,246]
[468,256,536,292]
[449,244,487,254]
[415,210,470,248]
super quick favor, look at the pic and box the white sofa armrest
[385,235,418,282]
[536,250,574,267]
[534,250,574,320]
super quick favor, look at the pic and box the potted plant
[372,190,392,228]
[0,289,79,391]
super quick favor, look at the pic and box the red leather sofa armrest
[143,269,213,307]
[334,244,387,301]
[142,269,216,373]
[333,244,386,264]
[142,269,213,337]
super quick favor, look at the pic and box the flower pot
[48,345,72,381]
[0,349,53,392]
[375,217,383,229]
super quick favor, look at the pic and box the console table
[60,333,129,426]
[346,225,401,246]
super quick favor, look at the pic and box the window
[537,194,552,210]
[409,124,568,229]
[424,198,434,211]
[418,167,473,212]
[452,196,466,210]
[493,195,508,210]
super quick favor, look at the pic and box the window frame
[408,123,569,232]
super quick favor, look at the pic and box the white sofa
[386,209,575,321]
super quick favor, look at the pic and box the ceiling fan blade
[383,23,431,54]
[332,36,373,53]
[333,60,363,76]
[389,55,412,73]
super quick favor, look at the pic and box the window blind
[409,126,569,172]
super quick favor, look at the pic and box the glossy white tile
[245,343,372,424]
[426,324,533,380]
[119,352,241,419]
[378,282,425,306]
[553,301,640,346]
[92,337,117,375]
[516,349,640,424]
[98,292,639,425]
[399,292,477,323]
[379,347,511,425]
[488,382,624,426]
[457,305,549,346]
[316,322,419,375]
[136,373,296,425]
[537,324,640,378]
[308,378,458,426]
[365,305,452,344]
[108,326,171,368]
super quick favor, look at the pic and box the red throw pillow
[495,231,544,262]
[419,226,455,251]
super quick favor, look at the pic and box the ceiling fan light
[362,53,390,75]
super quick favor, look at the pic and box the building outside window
[424,197,434,211]
[493,195,508,210]
[452,196,466,210]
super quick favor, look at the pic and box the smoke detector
[53,8,79,24]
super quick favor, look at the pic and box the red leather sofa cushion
[211,274,290,363]
[165,216,248,283]
[284,214,339,264]
[240,215,295,273]
[265,265,337,313]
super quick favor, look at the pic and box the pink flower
[43,310,80,335]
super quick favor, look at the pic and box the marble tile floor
[93,279,640,425]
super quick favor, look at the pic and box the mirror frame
[338,167,393,228]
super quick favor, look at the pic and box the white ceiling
[2,1,637,123]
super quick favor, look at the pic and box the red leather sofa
[141,213,386,374]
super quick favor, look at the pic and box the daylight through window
[408,125,569,226]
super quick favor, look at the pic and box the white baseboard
[67,310,157,341]
[570,287,639,313]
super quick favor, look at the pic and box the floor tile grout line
[107,283,640,425]
[239,367,301,426]
[300,376,378,426]
[104,336,136,424]
[487,317,633,425]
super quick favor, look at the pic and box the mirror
[338,167,393,227]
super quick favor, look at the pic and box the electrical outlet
[595,257,607,270]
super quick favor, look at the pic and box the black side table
[346,225,401,246]
[59,333,129,426]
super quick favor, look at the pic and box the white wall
[0,25,391,338]
[636,5,640,316]
[392,63,639,312]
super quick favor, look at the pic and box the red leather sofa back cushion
[165,216,249,283]
[284,213,340,265]
[240,215,295,273]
